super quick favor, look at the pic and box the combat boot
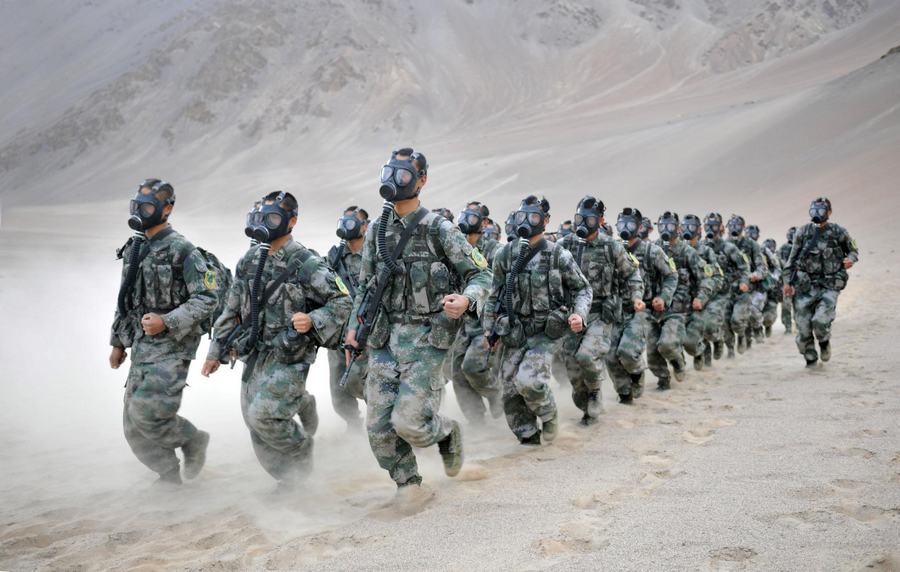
[519,431,541,445]
[579,413,598,427]
[542,412,559,442]
[693,354,704,371]
[154,467,182,487]
[727,345,736,359]
[586,391,602,418]
[819,341,831,362]
[765,325,772,338]
[618,392,634,405]
[630,373,644,398]
[438,421,464,477]
[657,378,671,391]
[672,359,686,382]
[704,345,713,367]
[745,334,753,350]
[397,475,423,489]
[713,341,724,360]
[736,335,745,354]
[182,430,210,480]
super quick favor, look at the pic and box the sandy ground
[0,226,897,570]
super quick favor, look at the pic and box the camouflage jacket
[692,240,726,297]
[483,238,592,338]
[730,236,769,291]
[762,246,782,290]
[327,242,363,296]
[778,242,792,266]
[351,205,493,350]
[110,226,219,363]
[626,238,678,308]
[784,222,859,292]
[558,232,642,324]
[704,238,751,294]
[476,235,501,267]
[208,238,352,365]
[657,238,715,313]
[457,235,503,337]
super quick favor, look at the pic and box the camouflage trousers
[499,333,560,440]
[646,313,686,383]
[366,323,453,485]
[793,286,840,361]
[722,291,753,348]
[705,296,729,345]
[123,358,198,476]
[606,312,648,397]
[781,295,794,332]
[551,350,570,387]
[763,291,779,329]
[448,329,501,424]
[241,352,317,482]
[327,348,367,426]
[560,315,612,416]
[749,290,767,331]
[684,303,717,357]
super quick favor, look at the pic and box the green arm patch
[472,249,488,269]
[335,275,350,296]
[203,270,217,290]
[667,257,677,272]
[704,264,714,277]
[628,252,640,267]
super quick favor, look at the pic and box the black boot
[154,467,182,487]
[819,341,831,362]
[657,378,671,391]
[704,345,713,366]
[618,393,634,405]
[397,475,423,489]
[182,430,210,480]
[519,431,542,445]
[630,373,644,398]
[693,354,704,371]
[672,359,686,382]
[437,421,464,477]
[713,341,724,360]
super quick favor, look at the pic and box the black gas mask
[786,226,797,243]
[128,179,175,231]
[482,226,499,241]
[245,191,296,244]
[746,225,760,241]
[505,212,517,242]
[616,208,642,241]
[727,215,745,238]
[574,196,604,239]
[458,204,486,235]
[558,223,573,238]
[657,211,679,242]
[763,239,776,252]
[513,195,550,239]
[336,212,365,240]
[682,215,702,240]
[379,149,427,201]
[809,198,830,224]
[703,213,723,239]
[244,201,262,241]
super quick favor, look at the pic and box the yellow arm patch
[704,264,714,277]
[335,275,350,296]
[628,252,640,267]
[667,257,677,272]
[203,270,217,290]
[472,249,488,269]
[741,253,750,265]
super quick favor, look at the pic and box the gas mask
[703,213,723,239]
[245,201,262,241]
[514,206,547,239]
[763,239,776,252]
[786,226,797,243]
[458,206,485,235]
[379,149,427,201]
[639,217,653,240]
[557,224,573,238]
[128,179,174,231]
[574,196,604,239]
[482,226,498,241]
[727,215,745,238]
[616,208,642,241]
[245,191,296,244]
[746,225,760,241]
[505,212,517,242]
[657,211,679,242]
[682,215,702,240]
[809,198,830,224]
[336,212,365,240]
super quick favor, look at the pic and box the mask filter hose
[248,244,271,348]
[506,238,531,316]
[574,237,586,267]
[377,201,404,275]
[117,232,145,316]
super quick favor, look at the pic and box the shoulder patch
[850,239,858,250]
[203,270,217,290]
[628,252,640,267]
[334,275,350,295]
[472,248,488,269]
[667,257,677,272]
[741,252,750,265]
[704,264,714,277]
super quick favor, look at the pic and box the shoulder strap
[262,248,314,303]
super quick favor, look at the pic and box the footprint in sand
[831,502,900,524]
[830,479,867,492]
[833,447,877,460]
[367,485,436,522]
[682,428,714,445]
[456,464,489,482]
[860,553,900,571]
[709,546,757,570]
[535,515,611,556]
[639,451,674,468]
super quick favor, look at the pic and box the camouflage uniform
[484,239,592,440]
[778,241,794,332]
[704,237,752,354]
[111,227,218,477]
[783,223,859,362]
[352,207,491,486]
[448,235,502,424]
[761,246,782,334]
[326,243,366,426]
[688,240,727,364]
[652,238,714,385]
[730,236,769,345]
[608,239,677,398]
[209,238,351,482]
[557,233,642,416]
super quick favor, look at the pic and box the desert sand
[1,1,900,570]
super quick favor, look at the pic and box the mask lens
[380,166,393,183]
[264,212,283,229]
[586,216,597,228]
[527,212,542,226]
[394,168,414,186]
[514,212,527,225]
[139,203,156,217]
[130,200,139,215]
[573,214,584,225]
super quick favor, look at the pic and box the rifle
[486,283,507,350]
[217,324,243,369]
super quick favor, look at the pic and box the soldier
[482,217,500,242]
[745,224,779,339]
[778,227,797,334]
[681,214,726,370]
[432,207,455,222]
[344,148,491,490]
[639,216,654,241]
[449,201,503,425]
[325,206,369,430]
[703,213,751,359]
[761,237,783,337]
[650,212,714,389]
[558,197,642,424]
[783,197,859,367]
[726,215,768,352]
[607,207,674,403]
[483,195,592,444]
[203,191,352,489]
[504,211,517,243]
[110,179,218,486]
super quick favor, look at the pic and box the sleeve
[110,255,131,348]
[482,246,508,334]
[560,247,592,321]
[614,242,643,302]
[655,247,678,305]
[728,243,751,288]
[161,248,219,341]
[751,242,768,279]
[840,227,860,263]
[348,226,378,331]
[439,220,492,313]
[206,259,246,361]
[688,247,713,305]
[782,230,804,286]
[305,257,354,349]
